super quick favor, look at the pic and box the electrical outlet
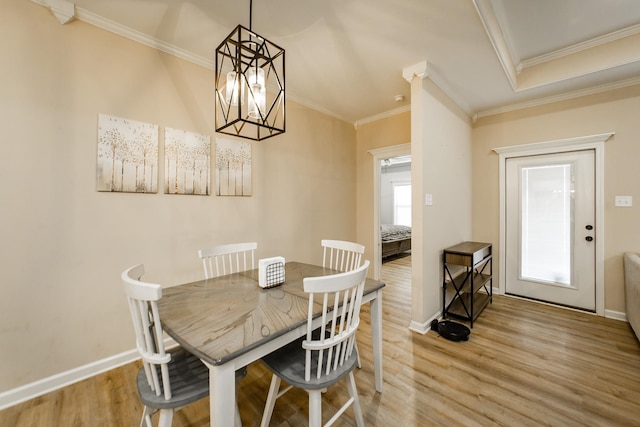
[614,196,633,207]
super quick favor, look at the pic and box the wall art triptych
[164,127,210,195]
[96,114,251,196]
[96,114,159,193]
[215,138,252,196]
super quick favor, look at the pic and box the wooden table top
[443,241,491,255]
[158,262,385,366]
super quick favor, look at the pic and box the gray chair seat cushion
[261,336,358,391]
[137,347,248,410]
[136,347,210,410]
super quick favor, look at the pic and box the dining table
[157,261,385,427]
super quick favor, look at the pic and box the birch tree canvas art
[164,128,211,195]
[97,114,158,193]
[216,138,252,196]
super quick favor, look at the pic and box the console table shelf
[442,241,493,328]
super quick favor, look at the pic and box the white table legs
[205,361,237,427]
[369,289,384,393]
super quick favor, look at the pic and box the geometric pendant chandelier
[215,0,285,141]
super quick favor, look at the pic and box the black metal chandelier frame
[214,3,285,141]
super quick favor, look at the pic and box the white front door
[505,150,596,311]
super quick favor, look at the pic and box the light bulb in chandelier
[225,71,245,106]
[247,66,266,119]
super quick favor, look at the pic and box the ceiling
[41,0,640,123]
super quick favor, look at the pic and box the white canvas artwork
[97,114,158,193]
[165,128,211,195]
[216,138,252,196]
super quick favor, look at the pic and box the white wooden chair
[321,239,365,368]
[322,239,364,273]
[260,261,370,427]
[198,242,258,279]
[122,264,210,427]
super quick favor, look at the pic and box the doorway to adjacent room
[370,144,411,280]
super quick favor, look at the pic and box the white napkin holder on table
[258,256,285,288]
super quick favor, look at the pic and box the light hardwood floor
[2,255,640,426]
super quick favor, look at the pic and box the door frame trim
[494,132,614,316]
[369,143,411,280]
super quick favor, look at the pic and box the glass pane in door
[520,164,572,285]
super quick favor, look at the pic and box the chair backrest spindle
[198,242,257,279]
[122,264,216,426]
[302,260,369,382]
[321,239,364,273]
[121,264,173,400]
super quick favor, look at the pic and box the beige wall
[356,76,474,331]
[0,0,356,392]
[472,85,640,314]
[412,78,473,328]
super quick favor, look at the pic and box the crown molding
[356,59,474,128]
[285,93,353,124]
[30,0,359,124]
[422,62,473,116]
[400,60,473,119]
[75,7,214,69]
[31,0,75,24]
[30,0,214,68]
[475,76,640,119]
[472,0,518,91]
[402,61,428,83]
[34,0,635,130]
[50,0,75,24]
[520,23,640,69]
[472,0,640,101]
[354,105,411,129]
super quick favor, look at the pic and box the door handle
[585,236,593,242]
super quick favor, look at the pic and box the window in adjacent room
[393,183,411,226]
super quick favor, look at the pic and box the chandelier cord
[249,0,253,31]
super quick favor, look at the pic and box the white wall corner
[48,0,75,24]
[402,61,428,83]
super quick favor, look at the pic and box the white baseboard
[0,338,177,411]
[409,320,428,334]
[605,309,627,322]
[407,301,629,335]
[409,312,440,335]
